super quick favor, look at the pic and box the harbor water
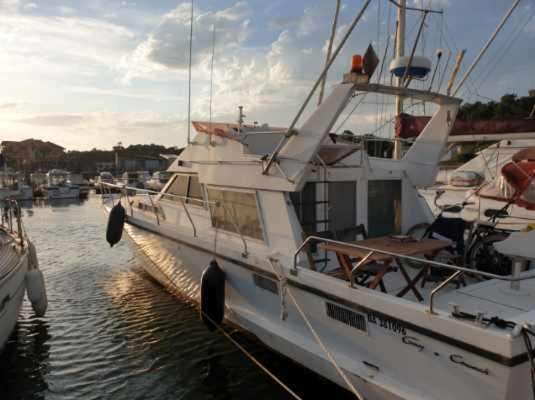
[0,195,351,400]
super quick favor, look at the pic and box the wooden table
[320,236,451,301]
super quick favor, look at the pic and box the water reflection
[0,195,353,400]
[1,316,51,400]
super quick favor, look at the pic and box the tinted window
[290,182,317,234]
[367,180,401,237]
[163,174,188,201]
[208,188,264,241]
[187,175,204,205]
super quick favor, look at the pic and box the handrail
[147,193,160,225]
[429,271,464,315]
[0,199,25,246]
[293,235,535,283]
[179,197,197,237]
[101,182,248,255]
[294,235,535,315]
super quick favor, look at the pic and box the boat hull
[0,241,28,351]
[44,186,80,200]
[118,213,531,400]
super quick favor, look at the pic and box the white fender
[25,242,48,317]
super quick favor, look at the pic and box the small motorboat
[0,200,47,351]
[43,169,80,200]
[67,173,90,199]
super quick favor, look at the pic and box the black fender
[200,260,225,331]
[106,202,126,247]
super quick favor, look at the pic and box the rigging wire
[208,24,216,144]
[453,0,522,97]
[472,6,535,94]
[334,93,368,134]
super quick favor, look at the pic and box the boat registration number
[367,312,407,335]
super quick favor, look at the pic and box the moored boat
[0,200,47,351]
[43,169,80,200]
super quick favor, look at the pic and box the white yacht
[43,169,80,200]
[0,200,47,351]
[102,62,535,398]
[145,171,173,192]
[424,141,535,230]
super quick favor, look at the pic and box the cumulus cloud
[122,1,251,80]
[0,0,19,13]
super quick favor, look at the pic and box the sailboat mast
[393,0,406,160]
[186,0,194,145]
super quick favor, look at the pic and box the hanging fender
[200,260,225,332]
[25,242,48,317]
[106,202,126,247]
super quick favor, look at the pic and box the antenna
[186,0,194,145]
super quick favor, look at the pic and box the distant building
[95,162,115,172]
[1,139,65,170]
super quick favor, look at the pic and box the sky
[0,0,534,151]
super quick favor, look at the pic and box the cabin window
[367,180,401,237]
[207,188,264,241]
[163,174,188,201]
[186,175,204,205]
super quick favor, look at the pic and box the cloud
[123,0,251,79]
[0,0,19,13]
[411,0,449,8]
[0,102,18,110]
[1,111,188,150]
[17,114,85,126]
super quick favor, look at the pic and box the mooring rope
[268,259,364,400]
[136,245,303,400]
[201,312,303,400]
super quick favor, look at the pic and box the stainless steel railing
[293,236,535,314]
[0,199,25,247]
[100,182,248,257]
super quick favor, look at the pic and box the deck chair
[420,217,467,288]
[334,225,394,293]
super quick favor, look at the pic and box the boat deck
[326,261,535,321]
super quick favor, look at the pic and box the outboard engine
[106,202,126,247]
[200,260,225,331]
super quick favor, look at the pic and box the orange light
[351,54,363,74]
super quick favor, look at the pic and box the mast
[186,0,194,145]
[318,0,341,106]
[393,0,406,160]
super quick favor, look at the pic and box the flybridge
[171,79,461,191]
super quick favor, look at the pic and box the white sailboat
[0,200,47,351]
